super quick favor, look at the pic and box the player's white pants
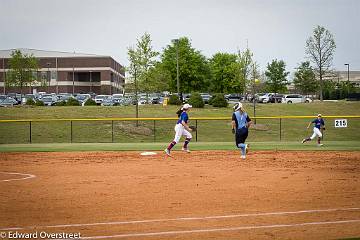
[310,127,322,140]
[173,124,192,143]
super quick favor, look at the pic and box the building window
[67,72,101,82]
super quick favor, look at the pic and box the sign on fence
[335,119,348,128]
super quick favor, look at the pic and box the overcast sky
[1,0,359,73]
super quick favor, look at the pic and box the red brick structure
[0,48,125,95]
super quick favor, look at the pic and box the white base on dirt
[140,152,157,156]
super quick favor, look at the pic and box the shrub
[168,94,182,105]
[211,94,228,107]
[188,92,204,108]
[54,100,66,106]
[25,98,36,105]
[35,100,44,106]
[84,98,97,106]
[66,97,80,106]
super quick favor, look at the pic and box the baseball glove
[189,126,197,132]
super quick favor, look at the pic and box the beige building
[333,71,360,87]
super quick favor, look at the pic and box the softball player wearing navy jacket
[232,102,252,159]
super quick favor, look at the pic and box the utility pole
[344,63,350,97]
[134,63,139,127]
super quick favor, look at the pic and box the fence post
[70,120,73,143]
[29,121,32,144]
[153,120,156,142]
[279,118,282,141]
[112,120,114,143]
[195,119,198,142]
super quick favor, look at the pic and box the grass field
[0,101,359,145]
[0,141,359,152]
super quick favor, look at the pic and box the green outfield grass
[0,141,359,152]
[0,101,359,145]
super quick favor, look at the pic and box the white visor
[233,102,242,111]
[181,103,192,110]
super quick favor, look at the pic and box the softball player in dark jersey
[302,113,325,146]
[165,103,193,156]
[232,102,252,159]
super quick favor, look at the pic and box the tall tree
[293,61,318,96]
[265,59,289,94]
[6,49,39,96]
[137,33,159,95]
[305,25,336,101]
[236,48,253,94]
[209,53,238,93]
[161,37,210,94]
[127,32,159,122]
[127,46,141,122]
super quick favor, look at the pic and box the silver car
[42,96,57,106]
[0,97,18,107]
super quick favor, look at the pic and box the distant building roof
[0,48,109,58]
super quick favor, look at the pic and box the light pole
[253,79,259,124]
[2,58,5,95]
[344,63,350,96]
[172,39,180,101]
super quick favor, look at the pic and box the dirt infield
[1,150,360,239]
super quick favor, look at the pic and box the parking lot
[0,92,317,107]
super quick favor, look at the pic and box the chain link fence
[0,116,359,144]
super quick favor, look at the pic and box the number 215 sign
[335,119,348,128]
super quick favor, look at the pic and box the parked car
[182,93,191,103]
[22,94,36,104]
[112,93,124,100]
[269,94,284,103]
[57,93,74,102]
[95,95,110,105]
[281,94,312,103]
[0,97,18,107]
[101,96,115,106]
[258,93,272,103]
[76,94,91,104]
[200,93,212,104]
[150,97,160,104]
[0,95,7,103]
[42,96,57,106]
[138,96,147,105]
[225,93,243,102]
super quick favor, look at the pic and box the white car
[282,94,312,103]
[258,93,272,103]
[95,95,111,105]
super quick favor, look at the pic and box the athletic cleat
[164,149,171,156]
[317,144,323,147]
[241,155,246,160]
[302,139,306,144]
[182,147,191,153]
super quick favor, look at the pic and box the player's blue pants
[235,127,248,156]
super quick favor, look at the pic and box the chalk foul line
[79,219,360,239]
[0,172,36,182]
[1,207,359,231]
